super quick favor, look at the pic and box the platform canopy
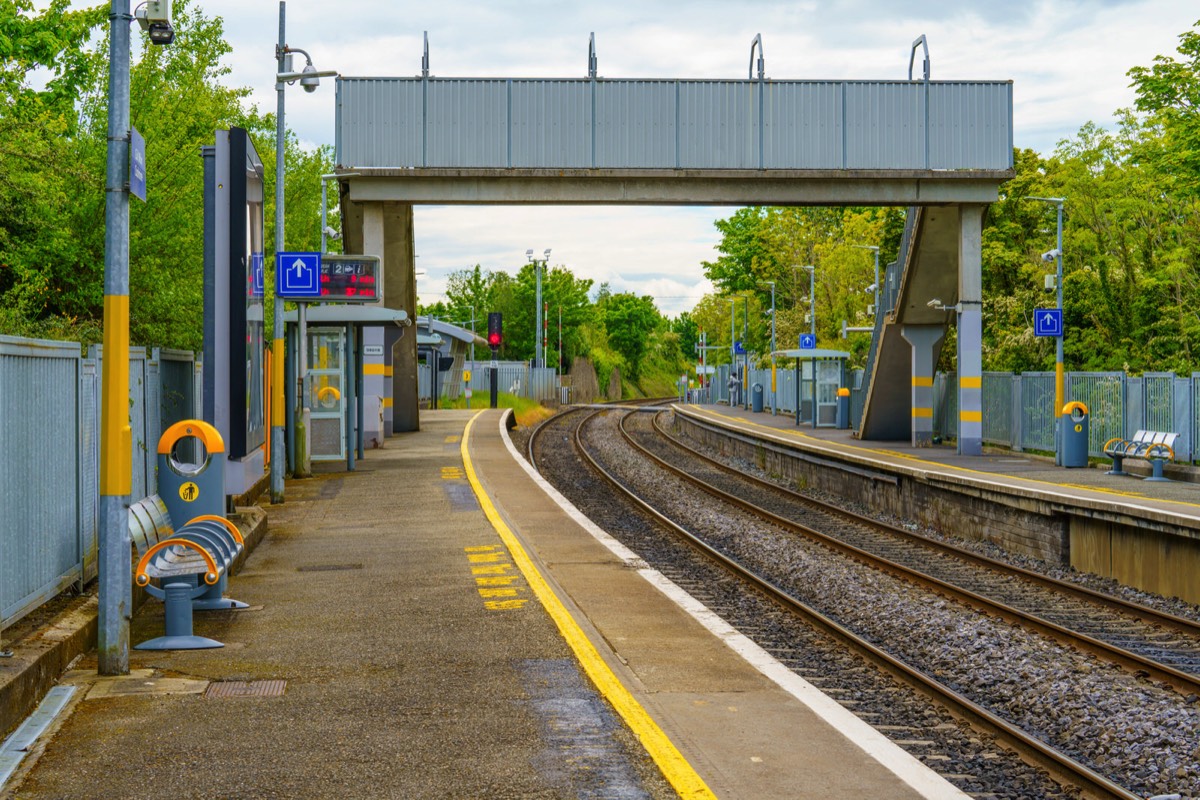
[283,306,410,326]
[771,349,852,360]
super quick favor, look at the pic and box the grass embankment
[438,391,556,427]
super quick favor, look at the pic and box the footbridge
[333,38,1013,453]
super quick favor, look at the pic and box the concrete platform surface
[1,409,965,800]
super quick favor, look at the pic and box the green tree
[600,292,661,380]
[1128,19,1200,197]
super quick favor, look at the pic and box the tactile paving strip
[204,680,287,699]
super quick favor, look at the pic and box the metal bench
[128,494,247,650]
[1103,430,1179,482]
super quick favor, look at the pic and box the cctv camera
[323,226,342,240]
[1041,249,1060,262]
[926,298,942,309]
[135,0,174,45]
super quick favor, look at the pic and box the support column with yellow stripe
[901,325,943,447]
[99,0,133,675]
[958,205,984,456]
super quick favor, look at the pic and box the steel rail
[563,408,1139,800]
[627,412,1200,696]
[669,410,1200,638]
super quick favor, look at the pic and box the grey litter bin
[751,383,764,413]
[1061,401,1089,468]
[836,388,850,429]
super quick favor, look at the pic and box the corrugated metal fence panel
[427,79,508,167]
[595,80,676,168]
[679,81,757,169]
[928,82,1013,170]
[158,350,196,431]
[144,356,161,497]
[128,349,148,502]
[1126,377,1143,436]
[338,78,423,167]
[1174,377,1192,463]
[1067,373,1124,457]
[762,81,843,168]
[1020,373,1055,452]
[0,337,81,630]
[845,82,924,169]
[511,80,591,168]
[79,359,99,583]
[981,372,1013,446]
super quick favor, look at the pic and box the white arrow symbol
[290,259,308,279]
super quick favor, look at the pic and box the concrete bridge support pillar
[344,199,419,434]
[957,204,984,456]
[901,325,944,447]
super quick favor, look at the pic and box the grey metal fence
[419,361,560,403]
[932,369,1198,461]
[1,336,200,634]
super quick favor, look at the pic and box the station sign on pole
[1034,308,1063,338]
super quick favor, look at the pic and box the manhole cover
[296,563,363,573]
[205,680,287,699]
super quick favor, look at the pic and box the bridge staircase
[856,206,964,440]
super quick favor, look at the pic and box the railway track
[529,405,1198,799]
[628,411,1200,695]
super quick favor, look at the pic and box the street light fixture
[801,265,816,340]
[1024,196,1066,465]
[273,0,337,491]
[853,245,881,315]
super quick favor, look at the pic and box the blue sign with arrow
[1034,308,1062,337]
[799,333,817,350]
[733,340,745,355]
[276,252,321,299]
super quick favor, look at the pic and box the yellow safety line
[461,411,716,800]
[690,408,1200,511]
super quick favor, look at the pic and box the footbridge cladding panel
[335,77,1013,177]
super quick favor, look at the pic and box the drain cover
[296,563,363,573]
[205,680,287,699]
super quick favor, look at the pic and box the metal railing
[418,361,561,404]
[934,369,1198,461]
[1,336,201,634]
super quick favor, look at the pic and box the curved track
[530,405,1200,799]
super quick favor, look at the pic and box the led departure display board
[319,254,380,302]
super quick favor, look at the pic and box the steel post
[270,1,287,502]
[99,0,133,675]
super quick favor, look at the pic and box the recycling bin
[1061,401,1089,468]
[836,387,851,429]
[751,383,764,413]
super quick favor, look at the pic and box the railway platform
[675,402,1200,606]
[2,409,964,800]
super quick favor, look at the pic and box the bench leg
[192,573,249,611]
[134,582,224,651]
[1145,458,1170,482]
[1106,455,1128,476]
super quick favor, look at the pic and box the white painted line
[0,685,76,789]
[500,411,970,800]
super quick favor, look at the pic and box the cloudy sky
[167,2,1199,313]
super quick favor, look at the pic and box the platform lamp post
[1025,196,1066,465]
[758,281,776,414]
[273,0,336,491]
[526,248,550,367]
